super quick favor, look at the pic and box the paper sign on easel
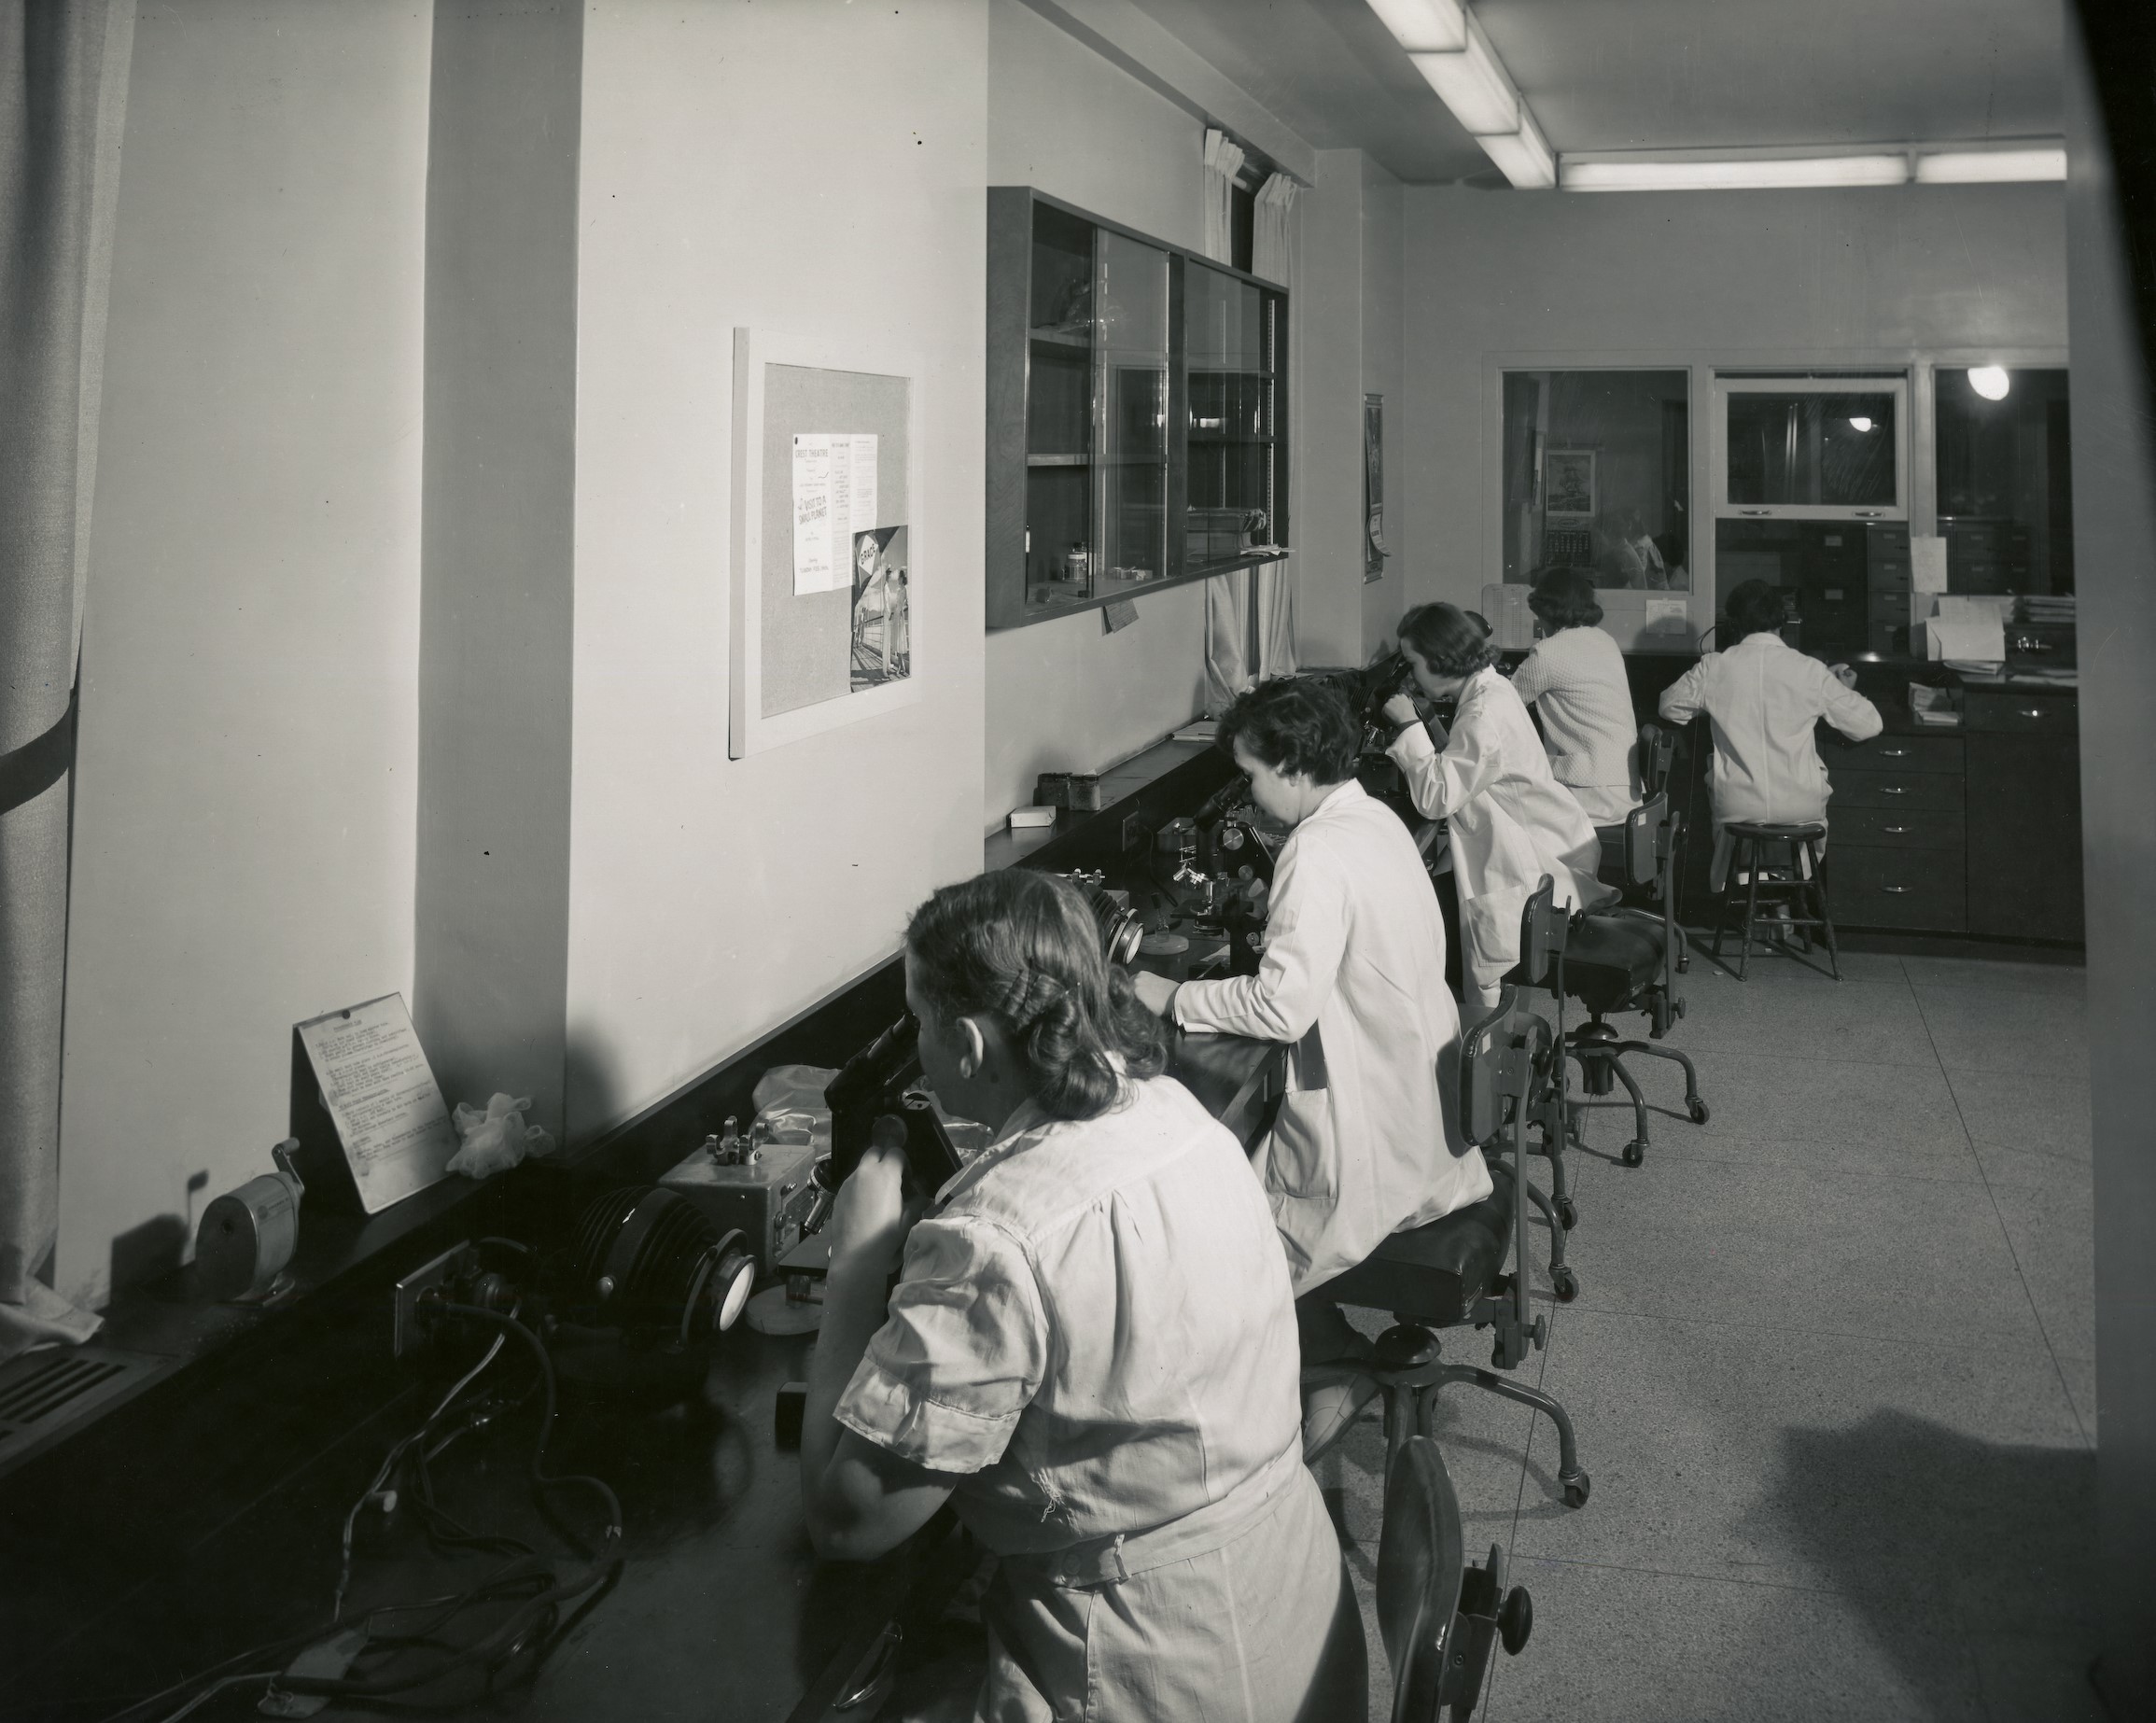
[291,995,457,1214]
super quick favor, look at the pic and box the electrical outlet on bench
[391,1241,474,1358]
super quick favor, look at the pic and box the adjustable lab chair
[1595,721,1676,891]
[1301,981,1589,1508]
[1528,797,1709,1170]
[1710,821,1841,981]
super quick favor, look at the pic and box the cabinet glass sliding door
[1184,260,1276,575]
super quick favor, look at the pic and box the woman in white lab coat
[1384,602,1611,1013]
[1509,567,1641,830]
[801,870,1356,1722]
[1136,679,1493,1325]
[1657,578,1883,889]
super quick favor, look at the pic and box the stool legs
[1807,838,1841,981]
[1736,838,1763,979]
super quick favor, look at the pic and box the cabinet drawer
[1962,689,2079,735]
[1833,770,1964,810]
[1869,563,1911,591]
[1828,732,1964,774]
[1833,805,1967,848]
[1869,591,1913,621]
[1828,846,1967,932]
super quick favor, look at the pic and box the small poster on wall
[850,525,910,690]
[792,432,878,595]
[1545,448,1597,525]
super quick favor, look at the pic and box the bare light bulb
[1968,366,2011,401]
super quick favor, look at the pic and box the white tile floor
[1317,945,2101,1723]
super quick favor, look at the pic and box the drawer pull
[1881,786,1907,795]
[1882,885,1912,895]
[1879,748,1908,758]
[1883,826,1910,834]
[2020,708,2044,720]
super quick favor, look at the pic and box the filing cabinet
[1964,689,2082,942]
[1865,524,1913,654]
[1827,726,1967,933]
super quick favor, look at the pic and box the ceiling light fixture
[1365,0,1465,51]
[1409,21,1519,137]
[1849,417,1874,433]
[1915,146,2066,185]
[1563,153,1911,192]
[1478,108,1556,189]
[1968,366,2011,400]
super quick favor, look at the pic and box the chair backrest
[1378,1436,1468,1723]
[1511,874,1565,991]
[1459,987,1552,1148]
[1637,721,1676,801]
[1623,792,1670,890]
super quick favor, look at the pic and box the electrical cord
[113,1307,623,1723]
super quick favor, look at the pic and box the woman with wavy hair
[800,868,1357,1723]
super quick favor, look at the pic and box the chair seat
[1316,1162,1516,1327]
[1559,913,1665,1015]
[1724,820,1827,842]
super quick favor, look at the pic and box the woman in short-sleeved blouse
[800,871,1355,1723]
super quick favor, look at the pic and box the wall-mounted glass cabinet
[1711,376,1910,520]
[987,188,1290,630]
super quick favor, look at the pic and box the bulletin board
[730,328,924,758]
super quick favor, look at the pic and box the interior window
[1501,369,1691,591]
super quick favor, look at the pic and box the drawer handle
[1881,786,1907,795]
[1879,748,1908,758]
[2020,707,2044,719]
[1883,825,1910,834]
[1882,885,1912,895]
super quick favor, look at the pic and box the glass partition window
[1500,369,1690,590]
[1185,260,1277,574]
[1933,366,2072,594]
[1713,377,1909,520]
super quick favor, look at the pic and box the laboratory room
[7,1,2156,1720]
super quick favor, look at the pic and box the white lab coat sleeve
[1658,660,1710,726]
[1508,647,1551,707]
[1821,672,1884,742]
[1174,831,1348,1045]
[1387,710,1505,822]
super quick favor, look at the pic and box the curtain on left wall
[1,0,133,1365]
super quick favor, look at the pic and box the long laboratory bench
[0,731,1279,1723]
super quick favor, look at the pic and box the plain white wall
[980,0,1211,830]
[1295,149,1367,669]
[58,0,430,1308]
[1399,182,2071,616]
[564,0,990,1142]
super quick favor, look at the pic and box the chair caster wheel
[1555,1195,1577,1231]
[1687,1099,1710,1125]
[1561,1472,1590,1508]
[1550,1264,1579,1303]
[1622,1140,1645,1168]
[1498,1586,1533,1656]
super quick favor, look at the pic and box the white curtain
[2,0,133,1364]
[1253,172,1298,678]
[1252,171,1296,286]
[1200,130,1252,706]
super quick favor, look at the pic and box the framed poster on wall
[1545,447,1596,525]
[730,328,924,759]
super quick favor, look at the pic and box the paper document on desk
[1925,617,2005,664]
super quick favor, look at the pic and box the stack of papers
[1909,684,1961,727]
[2019,594,2077,623]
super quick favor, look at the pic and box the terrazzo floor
[1316,945,2101,1723]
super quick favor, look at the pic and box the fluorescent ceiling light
[1968,366,2011,400]
[1410,24,1519,136]
[1563,153,1910,192]
[1916,146,2066,184]
[1478,109,1555,189]
[1365,0,1465,51]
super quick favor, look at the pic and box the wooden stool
[1713,820,1839,981]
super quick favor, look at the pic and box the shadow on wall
[1759,1409,2103,1717]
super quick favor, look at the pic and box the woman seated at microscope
[1131,679,1494,1442]
[1657,577,1883,892]
[800,869,1355,1723]
[1383,602,1612,1013]
[1508,567,1641,870]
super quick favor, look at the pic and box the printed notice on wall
[1644,596,1690,636]
[793,433,880,595]
[295,994,457,1213]
[1911,535,1949,594]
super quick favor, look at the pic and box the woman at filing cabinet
[1384,601,1611,1012]
[800,870,1356,1723]
[1657,577,1883,890]
[1509,567,1642,832]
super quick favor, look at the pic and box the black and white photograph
[4,3,2151,1720]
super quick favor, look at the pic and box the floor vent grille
[0,1344,169,1472]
